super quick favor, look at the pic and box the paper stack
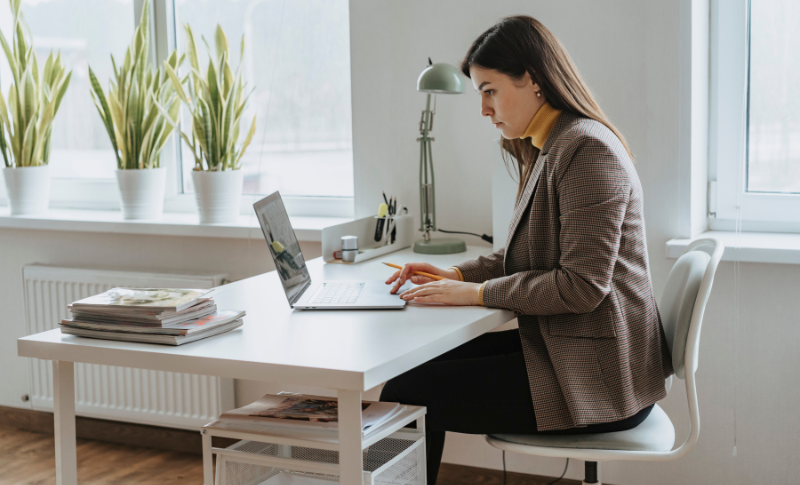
[212,393,407,437]
[59,288,244,346]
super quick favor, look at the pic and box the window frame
[710,0,800,232]
[0,0,354,219]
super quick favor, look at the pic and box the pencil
[382,262,445,281]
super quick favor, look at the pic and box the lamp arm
[427,137,436,230]
[419,126,426,232]
[419,93,435,235]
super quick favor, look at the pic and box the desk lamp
[413,59,467,254]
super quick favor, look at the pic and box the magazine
[216,393,407,436]
[60,310,246,336]
[70,288,213,313]
[67,302,218,326]
[60,319,243,346]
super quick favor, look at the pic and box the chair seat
[487,404,675,453]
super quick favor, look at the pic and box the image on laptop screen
[253,192,311,306]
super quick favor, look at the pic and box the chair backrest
[660,250,710,379]
[658,237,723,459]
[663,238,723,380]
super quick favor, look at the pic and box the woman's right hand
[386,263,460,294]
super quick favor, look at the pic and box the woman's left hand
[399,279,483,306]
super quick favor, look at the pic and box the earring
[536,91,541,97]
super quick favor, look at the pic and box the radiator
[23,264,235,430]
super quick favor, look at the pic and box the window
[746,0,800,194]
[711,0,800,231]
[0,0,135,208]
[0,0,353,216]
[0,0,134,182]
[174,0,354,200]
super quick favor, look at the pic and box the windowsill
[0,207,352,242]
[666,231,800,265]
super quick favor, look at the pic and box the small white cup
[341,235,358,262]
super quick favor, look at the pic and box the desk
[18,246,515,485]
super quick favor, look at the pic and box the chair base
[583,460,600,484]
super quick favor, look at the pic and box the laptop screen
[253,192,311,306]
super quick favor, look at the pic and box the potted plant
[0,0,71,215]
[88,0,181,220]
[161,24,256,224]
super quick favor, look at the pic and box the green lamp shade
[417,63,466,94]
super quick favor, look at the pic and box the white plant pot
[192,170,244,224]
[3,165,51,215]
[116,168,166,220]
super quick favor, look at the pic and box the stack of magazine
[59,288,245,346]
[213,393,407,437]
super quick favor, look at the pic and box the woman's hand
[385,262,460,294]
[399,279,483,306]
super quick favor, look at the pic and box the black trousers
[379,329,653,485]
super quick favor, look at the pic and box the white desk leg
[416,415,427,485]
[337,389,363,485]
[53,360,77,485]
[202,431,213,485]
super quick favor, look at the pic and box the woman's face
[469,66,545,139]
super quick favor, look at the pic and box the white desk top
[18,246,514,391]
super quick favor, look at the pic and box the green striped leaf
[22,67,34,125]
[52,71,70,114]
[0,29,18,84]
[206,59,220,117]
[214,24,229,62]
[164,63,189,104]
[21,115,35,166]
[235,115,256,168]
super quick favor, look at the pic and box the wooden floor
[0,425,206,484]
[0,423,578,485]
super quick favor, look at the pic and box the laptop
[253,191,408,310]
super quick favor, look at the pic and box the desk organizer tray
[202,404,427,485]
[322,214,414,264]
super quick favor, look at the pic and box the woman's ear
[514,71,538,92]
[518,70,535,87]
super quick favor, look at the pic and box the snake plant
[88,0,182,170]
[0,0,72,168]
[161,24,256,171]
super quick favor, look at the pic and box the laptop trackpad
[359,280,410,304]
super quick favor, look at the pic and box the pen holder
[374,215,398,246]
[322,214,413,264]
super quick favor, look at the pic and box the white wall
[349,0,799,484]
[0,1,797,484]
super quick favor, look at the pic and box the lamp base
[413,237,467,255]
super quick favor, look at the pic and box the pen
[382,262,445,281]
[375,203,389,242]
[390,197,397,243]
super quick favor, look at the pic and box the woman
[382,15,673,485]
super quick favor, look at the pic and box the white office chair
[485,238,723,485]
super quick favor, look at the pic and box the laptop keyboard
[312,282,365,304]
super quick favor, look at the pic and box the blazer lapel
[505,113,573,242]
[506,154,545,240]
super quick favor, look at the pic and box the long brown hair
[461,15,633,196]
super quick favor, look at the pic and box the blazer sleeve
[453,247,506,283]
[481,136,631,316]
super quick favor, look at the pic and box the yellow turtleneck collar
[521,102,562,149]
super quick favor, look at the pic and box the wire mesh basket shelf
[214,434,425,485]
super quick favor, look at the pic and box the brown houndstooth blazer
[456,112,673,431]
